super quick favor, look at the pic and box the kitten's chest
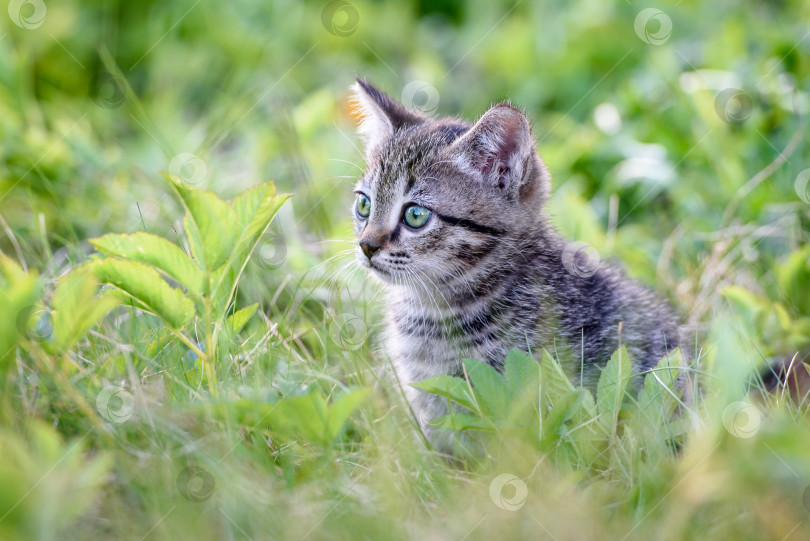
[383,300,505,373]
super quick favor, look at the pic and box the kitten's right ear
[351,78,423,161]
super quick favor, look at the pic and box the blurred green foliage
[1,0,809,539]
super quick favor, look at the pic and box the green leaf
[541,390,585,445]
[462,358,507,418]
[48,267,120,354]
[540,349,576,409]
[90,232,203,295]
[636,348,683,424]
[225,303,259,336]
[267,391,329,444]
[410,375,477,412]
[326,387,371,440]
[432,412,497,431]
[596,346,633,435]
[164,173,238,271]
[216,182,291,301]
[90,259,195,329]
[0,256,41,372]
[503,348,540,399]
[775,245,810,314]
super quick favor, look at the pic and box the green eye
[356,194,371,218]
[404,205,431,228]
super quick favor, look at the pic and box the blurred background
[2,0,808,319]
[1,0,810,539]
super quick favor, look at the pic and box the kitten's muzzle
[359,230,387,261]
[360,239,382,260]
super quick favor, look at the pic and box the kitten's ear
[351,78,423,161]
[450,104,548,204]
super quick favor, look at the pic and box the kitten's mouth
[357,252,393,279]
[367,261,391,277]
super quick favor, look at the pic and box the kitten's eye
[403,205,431,229]
[356,194,371,218]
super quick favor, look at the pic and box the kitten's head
[351,79,551,285]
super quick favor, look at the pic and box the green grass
[1,0,810,539]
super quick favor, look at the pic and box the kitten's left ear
[450,103,548,204]
[351,78,424,161]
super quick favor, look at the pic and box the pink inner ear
[479,153,496,177]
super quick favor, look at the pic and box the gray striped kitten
[351,79,684,450]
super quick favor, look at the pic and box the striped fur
[350,79,685,451]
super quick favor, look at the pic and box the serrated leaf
[164,173,238,271]
[48,267,120,353]
[90,232,203,295]
[91,259,194,329]
[596,346,633,435]
[209,181,290,319]
[540,349,576,410]
[503,348,539,398]
[462,358,507,418]
[216,182,291,299]
[410,375,477,412]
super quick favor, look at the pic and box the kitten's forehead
[360,121,469,201]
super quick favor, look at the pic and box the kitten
[350,79,686,450]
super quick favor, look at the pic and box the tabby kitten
[350,79,684,450]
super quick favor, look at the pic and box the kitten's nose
[360,240,381,260]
